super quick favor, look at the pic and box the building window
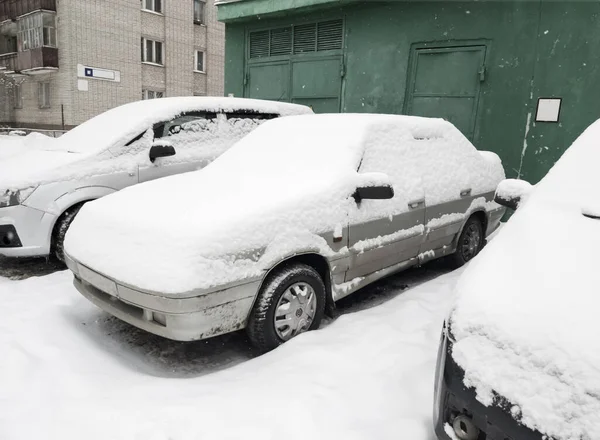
[143,90,164,100]
[17,11,57,51]
[195,50,205,73]
[141,38,163,65]
[38,82,50,109]
[13,84,22,109]
[143,0,162,13]
[194,0,205,24]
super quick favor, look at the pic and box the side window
[411,129,480,206]
[153,112,219,148]
[355,125,425,218]
[225,111,277,138]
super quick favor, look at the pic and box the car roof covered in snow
[450,119,600,440]
[57,97,313,154]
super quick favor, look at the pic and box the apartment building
[0,0,225,130]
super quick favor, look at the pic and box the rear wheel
[450,216,484,268]
[247,263,326,352]
[51,203,85,263]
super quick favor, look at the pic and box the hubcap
[461,223,482,261]
[274,282,317,341]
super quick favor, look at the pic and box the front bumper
[433,325,543,440]
[67,254,260,341]
[0,204,55,257]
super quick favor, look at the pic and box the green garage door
[405,45,487,140]
[246,20,344,113]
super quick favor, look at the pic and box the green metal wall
[223,1,600,184]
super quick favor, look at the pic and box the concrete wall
[222,0,600,184]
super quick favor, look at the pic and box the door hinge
[244,72,249,86]
[340,63,346,78]
[479,65,486,82]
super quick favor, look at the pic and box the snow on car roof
[65,113,466,294]
[0,98,312,190]
[59,97,312,154]
[450,120,600,439]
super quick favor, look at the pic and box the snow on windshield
[450,120,600,440]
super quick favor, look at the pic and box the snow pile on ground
[65,114,503,295]
[450,120,600,439]
[0,97,311,189]
[0,263,461,440]
[0,132,55,161]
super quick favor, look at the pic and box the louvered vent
[270,27,292,56]
[317,20,343,51]
[293,23,317,53]
[250,20,343,59]
[249,30,269,58]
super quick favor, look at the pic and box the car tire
[450,216,484,268]
[51,203,85,263]
[247,263,326,353]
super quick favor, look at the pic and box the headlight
[0,187,37,208]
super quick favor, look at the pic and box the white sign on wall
[536,98,562,123]
[77,64,121,82]
[77,79,89,91]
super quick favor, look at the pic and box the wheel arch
[453,209,487,250]
[47,186,117,246]
[258,253,335,315]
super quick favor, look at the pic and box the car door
[417,135,480,255]
[346,140,426,281]
[138,111,220,183]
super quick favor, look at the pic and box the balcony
[17,46,57,74]
[0,51,16,72]
[0,0,56,22]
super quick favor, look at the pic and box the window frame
[193,0,206,25]
[142,89,164,100]
[194,50,205,73]
[141,38,164,65]
[142,0,163,14]
[13,84,23,109]
[38,82,50,109]
[17,11,57,51]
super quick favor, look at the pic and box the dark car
[433,121,600,440]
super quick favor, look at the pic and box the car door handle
[460,188,472,197]
[408,198,425,209]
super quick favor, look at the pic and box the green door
[247,61,290,101]
[245,20,344,113]
[406,45,486,140]
[291,56,342,113]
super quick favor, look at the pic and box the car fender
[40,186,117,246]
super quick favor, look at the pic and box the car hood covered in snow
[0,97,311,190]
[450,120,600,439]
[65,114,469,296]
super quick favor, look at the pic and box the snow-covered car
[0,97,311,261]
[64,114,505,351]
[433,122,600,440]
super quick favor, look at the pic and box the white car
[64,113,505,351]
[434,121,600,440]
[0,97,311,261]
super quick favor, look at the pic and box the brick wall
[8,0,225,129]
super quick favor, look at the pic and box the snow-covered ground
[0,133,55,160]
[0,259,461,440]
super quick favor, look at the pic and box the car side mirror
[353,185,394,203]
[494,179,533,210]
[149,142,176,163]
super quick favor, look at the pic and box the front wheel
[247,263,326,352]
[51,203,85,263]
[450,216,484,268]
